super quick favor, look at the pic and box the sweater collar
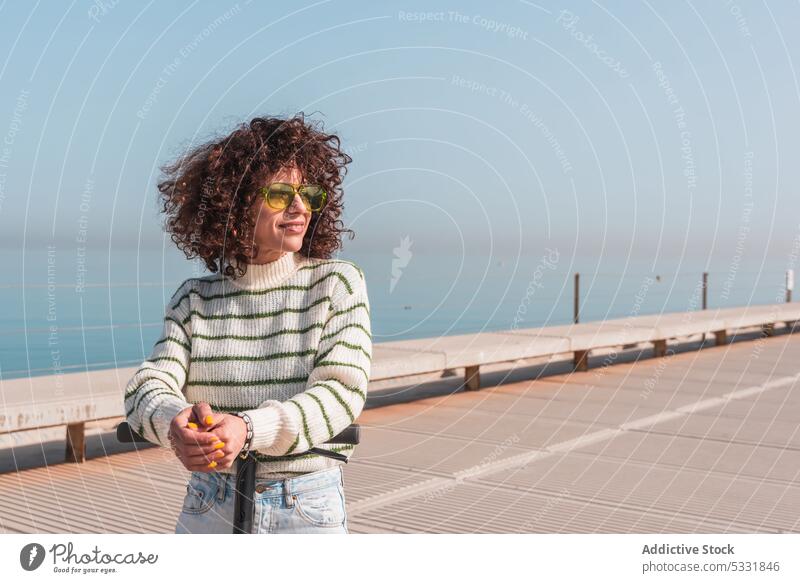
[228,251,301,290]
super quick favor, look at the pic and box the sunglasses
[258,182,328,212]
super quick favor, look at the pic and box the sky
[1,0,799,280]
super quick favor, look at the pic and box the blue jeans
[174,465,348,534]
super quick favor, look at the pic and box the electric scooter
[116,421,360,534]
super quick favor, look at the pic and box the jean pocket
[181,472,218,515]
[293,482,346,528]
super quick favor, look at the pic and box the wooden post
[574,272,580,324]
[464,365,481,391]
[652,339,667,357]
[762,322,775,337]
[702,272,708,310]
[65,422,86,463]
[573,350,589,372]
[714,330,727,346]
[787,269,794,303]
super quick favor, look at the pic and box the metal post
[702,272,708,310]
[574,272,580,324]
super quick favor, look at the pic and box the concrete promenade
[0,326,797,533]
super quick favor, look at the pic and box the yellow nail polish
[204,415,214,426]
[187,422,198,430]
[207,461,217,468]
[215,451,224,459]
[214,442,225,450]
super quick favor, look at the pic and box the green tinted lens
[265,183,294,209]
[263,183,326,211]
[299,185,327,211]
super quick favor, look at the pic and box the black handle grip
[330,424,360,445]
[116,420,361,445]
[116,421,148,444]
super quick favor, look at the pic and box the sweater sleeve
[243,266,372,456]
[123,281,194,447]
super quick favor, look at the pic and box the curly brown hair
[157,112,354,278]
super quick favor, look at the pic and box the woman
[123,113,372,534]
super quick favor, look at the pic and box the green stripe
[187,376,308,387]
[314,340,372,365]
[329,302,370,321]
[165,316,191,341]
[126,386,179,418]
[310,259,364,281]
[305,392,334,440]
[314,360,369,381]
[287,399,312,449]
[192,348,316,363]
[193,323,324,342]
[139,366,181,391]
[154,336,191,351]
[252,444,354,463]
[171,270,354,310]
[305,260,362,282]
[181,296,330,324]
[335,273,353,295]
[150,356,188,376]
[124,378,148,400]
[124,376,181,400]
[285,434,300,455]
[134,386,178,412]
[317,382,355,422]
[312,259,364,281]
[320,377,367,401]
[193,377,365,414]
[320,322,372,342]
[146,409,162,445]
[176,275,226,289]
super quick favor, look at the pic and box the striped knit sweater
[123,251,372,479]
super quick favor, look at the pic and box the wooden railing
[1,302,797,463]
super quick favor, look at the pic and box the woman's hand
[168,402,247,472]
[168,405,225,472]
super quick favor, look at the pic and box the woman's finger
[172,406,192,426]
[173,425,221,447]
[183,453,226,471]
[185,448,226,462]
[214,452,237,470]
[180,425,227,454]
[192,402,218,429]
[182,438,227,458]
[184,460,218,472]
[176,449,217,471]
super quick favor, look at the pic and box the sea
[0,245,791,381]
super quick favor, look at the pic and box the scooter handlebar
[116,420,361,445]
